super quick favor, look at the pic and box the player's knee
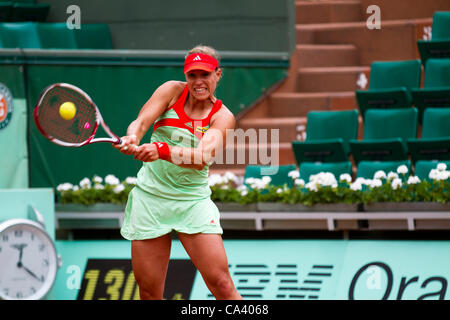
[210,274,235,299]
[138,286,163,300]
[135,277,164,300]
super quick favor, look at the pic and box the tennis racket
[33,83,127,147]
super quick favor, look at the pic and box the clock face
[0,220,58,300]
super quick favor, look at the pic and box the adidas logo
[184,122,193,128]
[193,55,202,61]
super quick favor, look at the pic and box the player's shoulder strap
[167,84,189,111]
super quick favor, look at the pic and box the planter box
[55,203,126,212]
[263,219,328,230]
[364,202,450,212]
[55,203,126,229]
[256,202,359,212]
[215,202,257,212]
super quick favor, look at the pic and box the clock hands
[11,243,27,264]
[20,264,44,283]
[11,243,44,283]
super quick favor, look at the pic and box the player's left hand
[132,143,160,162]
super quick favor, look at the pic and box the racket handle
[117,136,137,150]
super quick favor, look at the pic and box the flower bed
[56,164,450,208]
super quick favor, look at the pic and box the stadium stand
[236,2,450,181]
[356,160,411,179]
[407,107,450,168]
[9,2,50,22]
[411,58,450,123]
[37,22,77,49]
[291,109,357,181]
[292,110,358,163]
[350,108,418,165]
[0,22,113,49]
[0,21,41,48]
[0,2,12,22]
[299,161,352,182]
[244,164,297,188]
[73,24,113,49]
[418,11,450,63]
[355,60,422,119]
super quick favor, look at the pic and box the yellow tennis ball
[59,102,76,120]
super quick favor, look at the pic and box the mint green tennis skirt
[120,186,223,240]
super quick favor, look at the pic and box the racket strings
[37,86,97,144]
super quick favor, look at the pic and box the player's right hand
[114,134,139,155]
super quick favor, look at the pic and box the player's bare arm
[114,81,185,154]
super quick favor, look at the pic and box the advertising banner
[53,239,450,300]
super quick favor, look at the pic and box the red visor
[184,53,219,73]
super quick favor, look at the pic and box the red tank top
[153,85,222,139]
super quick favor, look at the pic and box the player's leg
[177,232,242,300]
[131,233,172,300]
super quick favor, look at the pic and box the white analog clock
[0,219,59,300]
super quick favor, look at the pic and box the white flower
[391,178,402,190]
[429,169,440,180]
[397,165,408,175]
[294,178,305,186]
[113,184,125,194]
[79,178,91,189]
[93,175,103,184]
[288,170,300,180]
[437,163,447,172]
[125,177,137,185]
[305,182,318,192]
[223,171,239,184]
[350,182,362,191]
[221,184,229,190]
[237,185,248,196]
[276,188,283,194]
[94,184,104,190]
[431,170,449,181]
[355,177,371,186]
[244,177,256,185]
[310,172,337,187]
[369,179,382,188]
[72,186,79,191]
[56,183,74,192]
[105,174,120,186]
[261,176,272,185]
[209,174,223,187]
[339,173,352,183]
[407,176,420,185]
[374,170,387,180]
[387,172,399,180]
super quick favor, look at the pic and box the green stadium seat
[299,161,352,183]
[414,160,450,181]
[350,108,418,164]
[244,164,297,188]
[0,22,41,48]
[10,3,50,22]
[355,60,421,119]
[417,11,450,64]
[37,23,77,49]
[407,108,450,163]
[74,24,113,49]
[292,110,358,163]
[411,59,450,123]
[356,160,411,179]
[13,0,36,3]
[0,2,12,22]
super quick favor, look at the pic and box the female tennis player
[114,45,242,300]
